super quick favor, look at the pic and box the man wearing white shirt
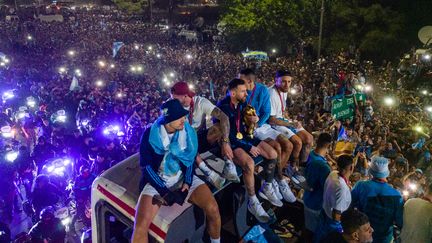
[314,154,354,243]
[171,82,239,189]
[268,70,314,169]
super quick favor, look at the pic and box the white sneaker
[279,179,297,203]
[223,159,240,183]
[247,199,270,223]
[206,171,226,190]
[272,180,283,201]
[258,182,283,207]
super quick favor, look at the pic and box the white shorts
[273,125,305,139]
[254,124,282,140]
[141,175,205,201]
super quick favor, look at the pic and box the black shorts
[231,136,261,151]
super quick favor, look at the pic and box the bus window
[99,203,133,243]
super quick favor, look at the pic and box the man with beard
[171,81,239,189]
[217,78,280,223]
[240,68,296,203]
[268,70,314,169]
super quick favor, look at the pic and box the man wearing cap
[171,81,239,189]
[351,156,403,243]
[268,70,314,169]
[132,99,221,243]
[217,78,280,222]
[314,154,354,243]
[240,68,296,203]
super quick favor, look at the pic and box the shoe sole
[258,191,283,207]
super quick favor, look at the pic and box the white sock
[199,162,212,175]
[249,194,259,203]
[210,238,221,243]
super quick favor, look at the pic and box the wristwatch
[221,137,230,144]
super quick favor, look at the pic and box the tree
[112,0,148,14]
[219,0,432,61]
[322,1,405,61]
[219,0,318,52]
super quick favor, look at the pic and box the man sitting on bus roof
[132,99,221,243]
[171,81,239,189]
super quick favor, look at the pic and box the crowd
[0,5,431,243]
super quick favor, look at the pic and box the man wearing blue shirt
[351,156,403,243]
[240,68,296,203]
[303,132,332,242]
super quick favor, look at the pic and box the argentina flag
[112,42,125,58]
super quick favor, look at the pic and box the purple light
[47,165,55,173]
[2,91,14,100]
[63,159,71,165]
[81,119,89,126]
[5,151,18,162]
[54,167,65,175]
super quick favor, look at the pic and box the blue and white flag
[337,126,348,141]
[112,42,125,58]
[70,76,80,91]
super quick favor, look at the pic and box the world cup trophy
[243,105,258,139]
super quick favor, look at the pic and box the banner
[331,93,366,120]
[241,50,268,60]
[112,42,125,58]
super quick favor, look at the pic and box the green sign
[331,93,366,120]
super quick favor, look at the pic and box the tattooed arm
[211,107,230,141]
[211,107,234,160]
